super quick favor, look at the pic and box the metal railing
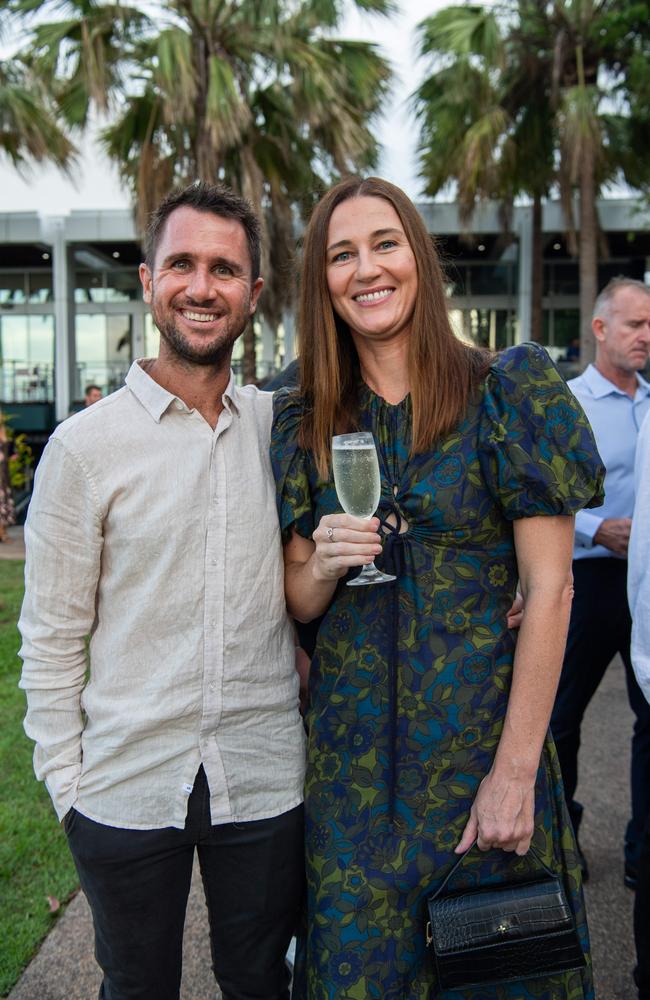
[0,362,54,403]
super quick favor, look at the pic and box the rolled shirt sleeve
[18,436,103,820]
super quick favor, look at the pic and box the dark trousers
[634,812,650,998]
[551,558,650,869]
[65,767,304,1000]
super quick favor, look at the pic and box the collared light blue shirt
[568,364,650,559]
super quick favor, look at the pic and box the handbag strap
[429,840,559,902]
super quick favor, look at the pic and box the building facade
[1,198,649,432]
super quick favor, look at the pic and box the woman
[271,177,604,999]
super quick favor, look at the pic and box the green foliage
[8,0,394,376]
[413,0,650,344]
[0,56,75,170]
[6,432,34,491]
[0,563,78,997]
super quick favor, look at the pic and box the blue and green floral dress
[271,344,604,1000]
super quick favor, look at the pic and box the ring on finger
[326,527,335,542]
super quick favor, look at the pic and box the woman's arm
[284,515,382,622]
[455,514,575,856]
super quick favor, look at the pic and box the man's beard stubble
[150,293,251,368]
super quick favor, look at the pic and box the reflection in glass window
[105,269,140,302]
[75,314,132,398]
[0,314,55,401]
[75,271,105,303]
[0,313,54,365]
[28,271,53,303]
[468,264,513,296]
[0,273,27,304]
[550,263,579,295]
[543,309,580,351]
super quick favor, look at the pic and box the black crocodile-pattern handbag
[425,843,586,991]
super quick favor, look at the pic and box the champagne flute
[332,431,396,586]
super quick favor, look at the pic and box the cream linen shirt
[19,361,306,829]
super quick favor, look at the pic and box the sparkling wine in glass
[332,431,396,586]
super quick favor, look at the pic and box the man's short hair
[84,384,102,396]
[593,276,650,322]
[143,181,261,281]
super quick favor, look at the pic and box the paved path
[0,525,25,561]
[5,529,639,997]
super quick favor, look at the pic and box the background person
[551,277,650,888]
[83,383,103,407]
[18,182,305,1000]
[271,175,604,999]
[628,410,650,999]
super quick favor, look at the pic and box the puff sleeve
[271,389,316,541]
[478,343,605,519]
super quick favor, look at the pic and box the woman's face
[325,195,418,346]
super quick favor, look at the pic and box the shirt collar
[583,363,650,400]
[125,360,240,422]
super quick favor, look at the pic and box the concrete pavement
[0,525,25,560]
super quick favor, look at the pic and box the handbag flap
[427,876,573,954]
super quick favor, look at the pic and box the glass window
[543,263,553,296]
[460,309,516,349]
[75,313,131,398]
[542,309,580,352]
[28,271,53,303]
[76,313,105,364]
[467,264,513,296]
[29,315,55,363]
[1,313,28,364]
[107,315,132,365]
[598,262,640,287]
[0,272,27,304]
[0,314,54,400]
[550,263,579,295]
[75,271,106,303]
[144,314,159,357]
[444,264,467,297]
[105,268,141,302]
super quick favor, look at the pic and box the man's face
[139,206,263,367]
[594,286,650,375]
[85,388,102,406]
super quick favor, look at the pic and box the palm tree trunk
[578,153,598,369]
[530,192,543,343]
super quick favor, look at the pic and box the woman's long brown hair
[298,176,491,478]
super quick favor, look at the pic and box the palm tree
[11,0,393,382]
[414,3,555,344]
[0,55,75,170]
[415,0,650,364]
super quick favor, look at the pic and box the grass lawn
[0,561,78,997]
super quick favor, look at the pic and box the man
[84,383,103,407]
[18,182,306,1000]
[551,277,650,888]
[629,410,650,998]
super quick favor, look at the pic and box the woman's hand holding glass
[311,514,383,582]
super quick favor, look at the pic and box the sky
[0,1,447,217]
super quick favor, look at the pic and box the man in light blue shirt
[551,277,650,890]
